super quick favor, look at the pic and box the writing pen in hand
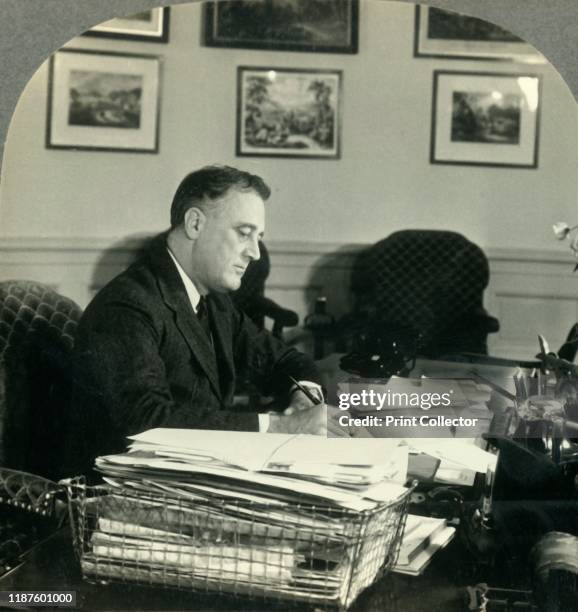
[288,375,323,405]
[287,376,353,437]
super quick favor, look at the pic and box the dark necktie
[196,296,212,341]
[197,295,223,395]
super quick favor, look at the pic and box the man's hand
[274,384,348,436]
[283,386,324,416]
[267,402,327,435]
[327,406,372,438]
[267,384,370,438]
[267,403,362,438]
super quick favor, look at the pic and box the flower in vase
[553,222,578,270]
[553,222,571,240]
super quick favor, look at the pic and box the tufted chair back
[231,242,298,338]
[0,281,82,479]
[350,230,499,357]
[231,241,271,329]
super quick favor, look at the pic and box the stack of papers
[84,429,411,606]
[123,429,409,488]
[408,439,497,486]
[393,514,455,576]
[95,429,409,510]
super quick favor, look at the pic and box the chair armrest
[250,295,299,328]
[0,468,63,517]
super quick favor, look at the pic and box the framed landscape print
[431,71,541,168]
[205,0,358,54]
[415,6,544,63]
[84,8,170,43]
[47,49,162,153]
[237,67,342,159]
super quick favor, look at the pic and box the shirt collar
[166,247,202,312]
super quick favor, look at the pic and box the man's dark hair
[170,165,271,228]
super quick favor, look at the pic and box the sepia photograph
[431,71,541,167]
[237,67,341,158]
[0,1,577,611]
[47,49,161,152]
[205,0,358,53]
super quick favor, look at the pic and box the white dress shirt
[167,248,202,312]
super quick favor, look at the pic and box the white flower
[553,222,571,240]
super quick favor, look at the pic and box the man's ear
[183,207,205,239]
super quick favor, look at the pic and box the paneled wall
[1,237,576,361]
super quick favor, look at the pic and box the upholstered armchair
[0,280,81,576]
[0,280,82,479]
[344,230,499,360]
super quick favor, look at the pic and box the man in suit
[68,165,329,474]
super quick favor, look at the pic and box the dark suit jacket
[67,236,320,474]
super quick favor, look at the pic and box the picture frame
[84,8,170,43]
[430,71,541,168]
[205,0,358,54]
[237,67,342,159]
[415,6,544,63]
[47,49,162,153]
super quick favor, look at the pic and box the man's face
[191,188,265,293]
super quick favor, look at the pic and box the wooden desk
[0,529,472,611]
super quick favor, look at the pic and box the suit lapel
[149,238,222,400]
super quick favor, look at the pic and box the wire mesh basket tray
[63,477,412,610]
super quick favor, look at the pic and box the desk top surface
[1,354,524,609]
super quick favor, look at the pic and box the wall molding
[0,236,576,263]
[1,236,577,361]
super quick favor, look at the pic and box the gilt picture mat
[48,50,161,152]
[432,72,541,167]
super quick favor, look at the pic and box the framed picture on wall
[415,6,544,62]
[205,0,358,54]
[431,71,541,168]
[84,7,170,43]
[237,67,342,159]
[47,49,162,153]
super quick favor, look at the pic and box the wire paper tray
[63,478,412,610]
